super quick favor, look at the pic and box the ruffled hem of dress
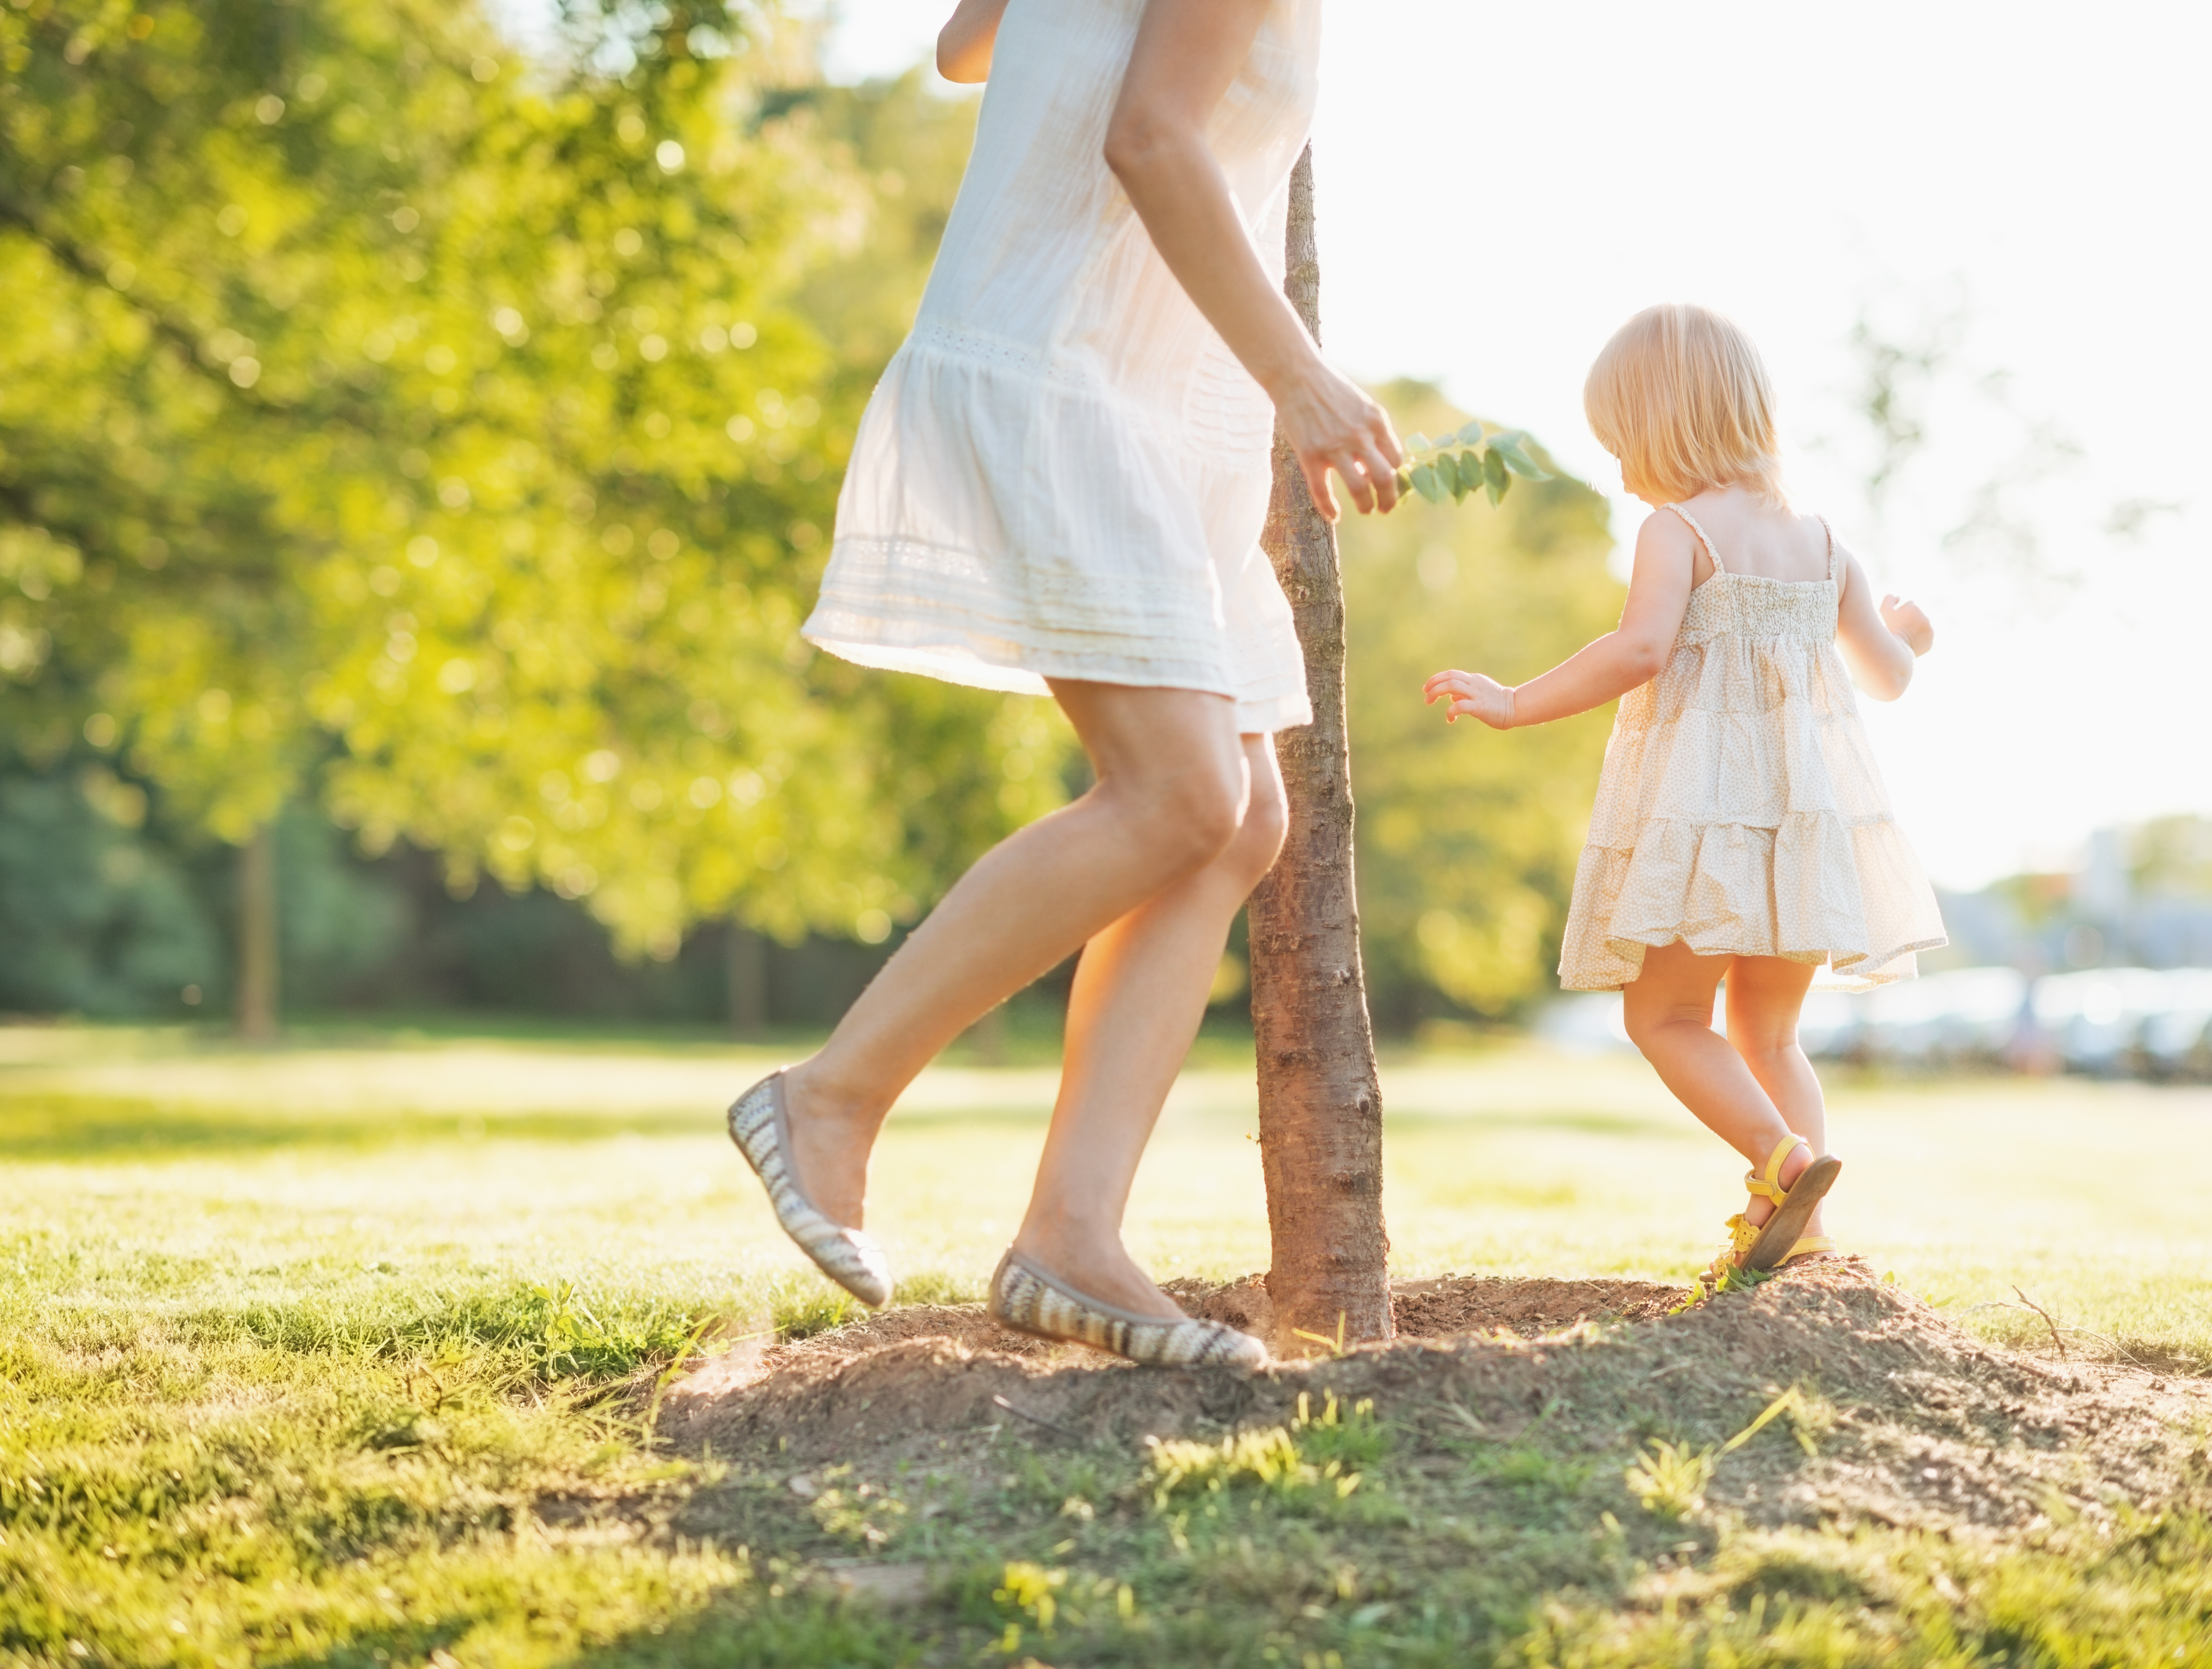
[1556,812,1948,992]
[802,620,1314,736]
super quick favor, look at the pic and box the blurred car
[1540,964,2212,1080]
[2029,967,2209,1075]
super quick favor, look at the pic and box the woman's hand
[1879,594,1934,655]
[1424,668,1516,729]
[1272,357,1402,520]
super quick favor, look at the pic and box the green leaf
[1494,440,1551,481]
[1406,432,1432,455]
[1483,446,1509,504]
[1410,463,1445,504]
[1455,450,1484,502]
[1455,421,1486,445]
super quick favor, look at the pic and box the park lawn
[3,1023,2210,1666]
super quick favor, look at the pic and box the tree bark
[236,822,280,1043]
[727,920,769,1036]
[1247,146,1393,1354]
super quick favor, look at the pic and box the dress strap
[1662,503,1723,574]
[1816,514,1836,581]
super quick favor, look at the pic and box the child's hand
[1879,594,1934,655]
[1424,668,1516,729]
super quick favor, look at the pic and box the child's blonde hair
[1584,304,1785,505]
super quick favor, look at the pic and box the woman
[728,0,1401,1367]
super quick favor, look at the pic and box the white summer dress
[801,0,1321,734]
[1557,505,1948,991]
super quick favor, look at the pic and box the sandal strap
[1742,1132,1808,1206]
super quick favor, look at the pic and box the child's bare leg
[1722,955,1828,1237]
[1621,941,1811,1221]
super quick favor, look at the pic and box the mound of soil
[663,1261,2210,1534]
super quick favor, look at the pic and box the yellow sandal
[1710,1134,1842,1277]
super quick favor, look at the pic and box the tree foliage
[1397,420,1551,509]
[0,0,1062,962]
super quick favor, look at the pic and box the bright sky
[826,2,2211,890]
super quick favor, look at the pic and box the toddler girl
[1424,304,1946,1275]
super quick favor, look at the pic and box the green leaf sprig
[1394,422,1551,508]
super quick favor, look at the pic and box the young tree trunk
[1247,146,1394,1354]
[727,919,769,1036]
[236,822,280,1042]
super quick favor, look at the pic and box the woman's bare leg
[778,681,1251,1230]
[1011,733,1286,1316]
[1722,954,1829,1237]
[1621,941,1813,1226]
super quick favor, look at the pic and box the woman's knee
[1127,753,1247,873]
[1219,761,1287,884]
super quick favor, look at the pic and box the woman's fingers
[1353,436,1399,512]
[1310,442,1398,517]
[1299,446,1390,519]
[1299,453,1341,523]
[1332,446,1377,515]
[1368,406,1405,469]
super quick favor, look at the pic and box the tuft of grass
[1147,1393,1381,1510]
[1292,1389,1388,1469]
[767,1281,858,1341]
[1623,1436,1716,1520]
[890,1269,985,1307]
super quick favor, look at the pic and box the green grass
[3,1024,2210,1666]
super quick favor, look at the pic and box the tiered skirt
[1558,616,1947,990]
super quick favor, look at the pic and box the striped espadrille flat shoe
[727,1070,892,1307]
[987,1248,1267,1369]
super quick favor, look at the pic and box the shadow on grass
[1,1095,1068,1161]
[550,1594,923,1669]
[245,1591,920,1669]
[256,1618,481,1669]
[0,1096,717,1159]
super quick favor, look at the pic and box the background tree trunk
[236,822,280,1043]
[727,920,769,1036]
[1247,146,1394,1354]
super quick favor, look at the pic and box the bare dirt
[662,1261,2212,1535]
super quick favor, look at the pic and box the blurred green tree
[0,761,216,1014]
[0,2,1062,1029]
[1339,382,1624,1027]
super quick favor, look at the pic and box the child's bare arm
[938,0,1010,81]
[1834,548,1931,701]
[1424,509,1698,730]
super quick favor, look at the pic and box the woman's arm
[937,0,1009,83]
[1423,510,1699,729]
[1834,549,1931,700]
[1104,0,1400,519]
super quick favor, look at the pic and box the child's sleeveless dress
[802,0,1322,734]
[1558,506,1947,990]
